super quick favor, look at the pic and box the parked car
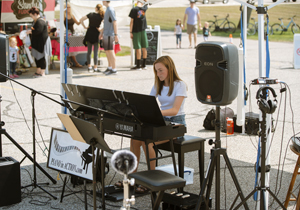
[196,0,228,4]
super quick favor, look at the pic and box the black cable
[8,80,33,136]
[272,83,297,209]
[9,80,49,159]
[247,83,259,150]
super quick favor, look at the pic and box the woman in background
[80,4,104,72]
[27,7,49,78]
[64,3,83,67]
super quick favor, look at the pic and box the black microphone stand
[63,99,123,210]
[0,72,73,199]
[233,88,287,210]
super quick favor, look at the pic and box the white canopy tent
[58,0,135,115]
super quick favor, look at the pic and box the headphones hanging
[256,86,277,114]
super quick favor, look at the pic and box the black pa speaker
[195,41,239,106]
[0,157,21,207]
[0,32,10,82]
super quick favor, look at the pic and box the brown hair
[28,7,40,15]
[176,19,181,25]
[153,55,182,96]
[96,4,105,18]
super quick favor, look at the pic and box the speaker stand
[0,95,57,199]
[195,106,249,210]
[233,89,286,210]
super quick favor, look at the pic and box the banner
[1,0,55,23]
[47,128,97,180]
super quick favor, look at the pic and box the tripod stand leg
[233,189,257,210]
[36,184,57,199]
[267,188,287,210]
[1,129,56,184]
[195,151,217,210]
[222,151,250,210]
[60,176,67,202]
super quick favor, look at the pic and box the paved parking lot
[0,1,300,209]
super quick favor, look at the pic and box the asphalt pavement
[0,9,300,210]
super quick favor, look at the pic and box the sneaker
[103,68,111,74]
[13,74,19,78]
[94,68,101,72]
[141,66,147,70]
[88,67,93,72]
[9,75,14,79]
[105,69,117,76]
[32,74,42,78]
[130,66,142,71]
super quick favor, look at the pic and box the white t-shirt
[185,6,199,25]
[9,46,19,62]
[150,80,187,117]
[175,25,183,34]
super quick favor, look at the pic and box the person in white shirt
[126,55,187,193]
[183,0,202,48]
[174,18,183,48]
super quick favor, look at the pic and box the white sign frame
[47,128,97,180]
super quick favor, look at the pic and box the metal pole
[60,0,65,116]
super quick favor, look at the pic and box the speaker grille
[195,41,239,106]
[195,66,223,103]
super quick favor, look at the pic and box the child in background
[9,37,20,78]
[174,19,183,48]
[203,22,211,42]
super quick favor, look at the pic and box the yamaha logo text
[115,123,134,133]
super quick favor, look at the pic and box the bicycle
[247,17,271,36]
[208,14,236,33]
[271,15,300,35]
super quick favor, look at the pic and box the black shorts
[103,36,114,51]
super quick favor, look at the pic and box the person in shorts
[100,1,119,76]
[183,0,202,48]
[129,0,149,70]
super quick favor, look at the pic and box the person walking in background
[100,1,119,76]
[64,3,83,67]
[174,18,183,48]
[183,0,201,48]
[9,37,20,79]
[203,21,211,41]
[129,0,148,70]
[81,4,104,72]
[27,7,49,78]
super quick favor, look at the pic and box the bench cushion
[129,170,186,192]
[174,135,205,146]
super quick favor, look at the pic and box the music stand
[61,83,167,127]
[61,84,184,208]
[58,113,112,210]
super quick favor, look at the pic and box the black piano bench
[156,135,205,191]
[129,170,186,210]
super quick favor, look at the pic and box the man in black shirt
[129,0,148,70]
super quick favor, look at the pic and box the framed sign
[145,30,158,65]
[47,128,97,180]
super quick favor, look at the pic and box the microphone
[111,150,137,175]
